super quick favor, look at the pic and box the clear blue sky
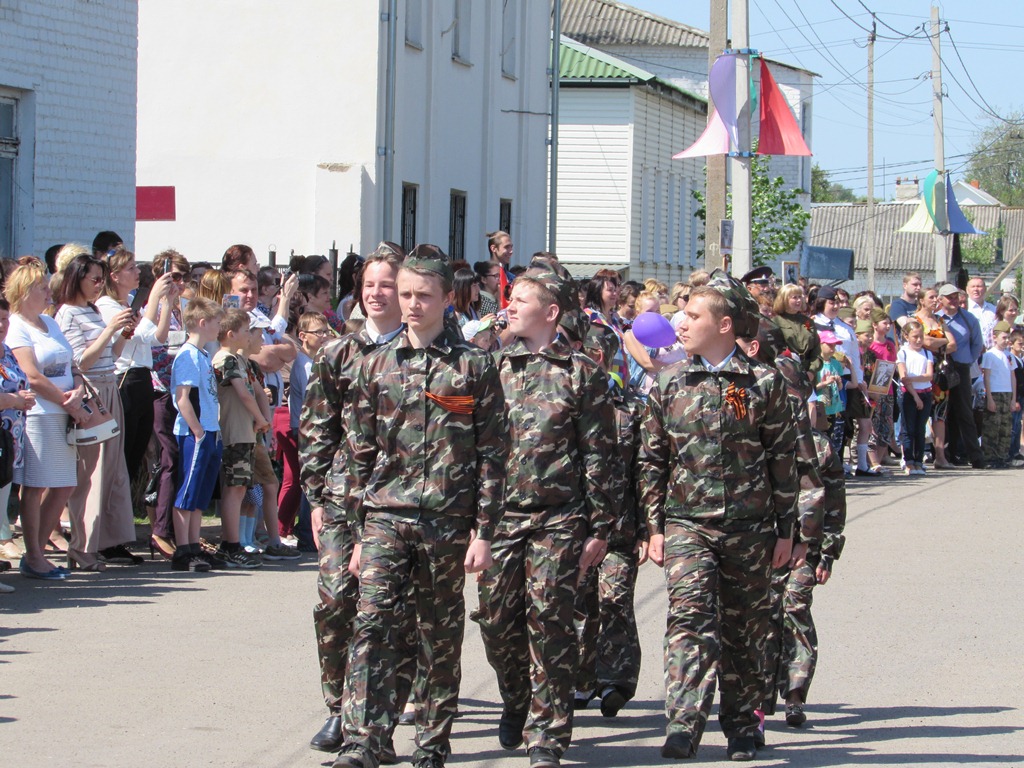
[618,1,1022,199]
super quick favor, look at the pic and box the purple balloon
[632,311,677,348]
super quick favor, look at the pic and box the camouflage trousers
[662,521,774,746]
[473,504,586,755]
[341,511,470,763]
[574,546,641,700]
[314,505,417,719]
[760,561,818,715]
[983,393,1013,462]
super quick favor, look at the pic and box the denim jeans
[900,389,933,465]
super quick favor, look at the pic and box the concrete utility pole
[931,5,947,283]
[548,0,562,253]
[730,0,752,277]
[866,19,876,292]
[705,0,728,271]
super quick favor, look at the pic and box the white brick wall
[0,1,137,257]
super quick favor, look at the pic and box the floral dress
[0,343,29,474]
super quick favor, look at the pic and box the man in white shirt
[966,277,997,349]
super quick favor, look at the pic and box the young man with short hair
[639,272,798,762]
[299,243,414,759]
[474,269,616,768]
[332,246,508,768]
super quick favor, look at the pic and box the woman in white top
[95,246,175,509]
[5,258,88,580]
[56,254,136,571]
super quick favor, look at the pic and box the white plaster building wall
[631,86,706,283]
[391,0,549,263]
[137,1,379,262]
[551,88,634,265]
[0,1,137,258]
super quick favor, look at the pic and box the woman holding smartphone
[96,246,176,505]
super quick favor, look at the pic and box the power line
[943,25,1023,126]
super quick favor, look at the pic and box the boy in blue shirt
[171,297,225,572]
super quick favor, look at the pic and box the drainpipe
[381,0,398,240]
[548,0,561,252]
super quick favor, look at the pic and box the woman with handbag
[55,254,137,570]
[915,285,958,469]
[5,258,88,579]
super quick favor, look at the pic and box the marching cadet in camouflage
[333,245,509,768]
[735,320,827,742]
[573,323,648,718]
[638,271,799,762]
[472,269,616,768]
[298,243,416,759]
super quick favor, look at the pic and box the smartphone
[130,285,151,314]
[163,257,171,275]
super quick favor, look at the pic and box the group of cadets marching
[296,243,847,768]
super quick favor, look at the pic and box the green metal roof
[559,36,653,81]
[557,36,706,104]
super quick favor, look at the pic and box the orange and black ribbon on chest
[724,382,748,419]
[424,392,475,414]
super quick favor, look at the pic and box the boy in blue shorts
[171,297,225,572]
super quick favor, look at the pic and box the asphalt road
[1,466,1021,768]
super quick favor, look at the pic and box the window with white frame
[405,0,423,48]
[452,0,471,63]
[0,97,18,260]
[501,0,517,77]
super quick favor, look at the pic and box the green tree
[693,154,811,266]
[960,208,1004,266]
[964,113,1024,206]
[811,163,857,203]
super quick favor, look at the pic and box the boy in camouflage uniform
[573,324,647,717]
[298,244,416,760]
[333,246,508,768]
[736,320,841,738]
[473,269,616,768]
[638,271,798,762]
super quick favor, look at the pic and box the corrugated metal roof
[811,203,1024,272]
[562,0,710,48]
[559,35,653,81]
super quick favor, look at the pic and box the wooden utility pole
[730,0,752,277]
[866,20,876,292]
[705,0,728,271]
[931,5,947,283]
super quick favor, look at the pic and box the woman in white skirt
[6,258,88,580]
[55,254,136,571]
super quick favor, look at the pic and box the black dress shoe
[528,747,560,767]
[727,736,757,761]
[599,686,627,718]
[98,544,144,565]
[661,733,695,759]
[310,715,343,752]
[498,707,527,750]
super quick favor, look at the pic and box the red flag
[757,59,811,156]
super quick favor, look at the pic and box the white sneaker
[0,581,14,593]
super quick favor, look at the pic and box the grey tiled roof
[561,0,710,48]
[810,203,1024,271]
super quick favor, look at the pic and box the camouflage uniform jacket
[814,430,847,572]
[498,336,616,540]
[609,386,645,550]
[638,348,798,539]
[298,328,395,517]
[773,312,822,375]
[776,356,825,553]
[346,325,509,540]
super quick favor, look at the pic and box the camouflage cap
[754,317,787,360]
[404,243,453,284]
[558,306,590,345]
[522,267,577,313]
[705,268,761,339]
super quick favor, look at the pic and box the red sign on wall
[136,186,176,221]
